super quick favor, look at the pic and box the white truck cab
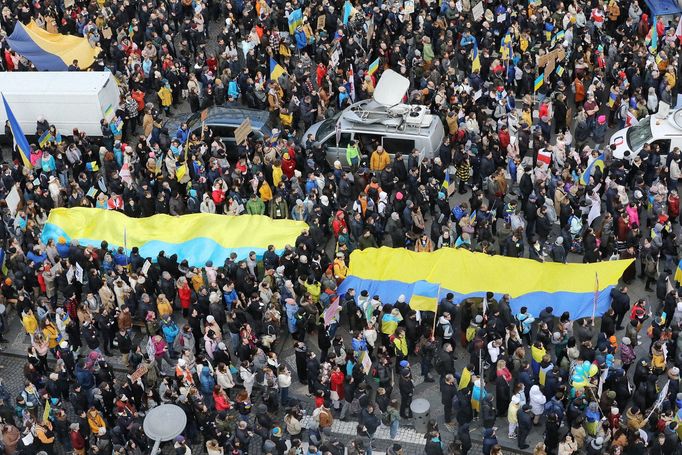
[610,103,682,161]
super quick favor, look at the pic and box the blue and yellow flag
[441,172,451,192]
[288,8,303,34]
[556,65,565,77]
[499,32,512,61]
[674,260,682,283]
[38,130,53,147]
[471,42,481,73]
[580,153,605,185]
[409,280,439,312]
[368,58,380,76]
[2,94,32,169]
[458,366,472,390]
[6,20,99,71]
[41,208,307,266]
[343,1,357,25]
[534,73,544,92]
[338,247,633,319]
[270,57,287,81]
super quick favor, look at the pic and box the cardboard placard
[556,47,566,61]
[129,363,149,382]
[404,0,415,13]
[472,2,484,21]
[102,27,113,39]
[302,24,314,39]
[545,57,555,79]
[201,109,209,122]
[64,0,75,8]
[317,15,325,30]
[234,118,252,145]
[536,53,549,68]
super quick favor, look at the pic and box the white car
[610,108,682,161]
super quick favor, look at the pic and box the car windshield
[315,111,342,141]
[626,116,653,152]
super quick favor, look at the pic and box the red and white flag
[537,149,552,166]
[676,18,682,43]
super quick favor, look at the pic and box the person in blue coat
[175,123,190,144]
[482,427,498,455]
[295,25,307,50]
[161,316,179,356]
[199,366,216,408]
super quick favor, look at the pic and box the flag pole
[431,285,441,339]
[591,272,599,322]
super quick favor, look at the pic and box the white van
[0,71,120,138]
[610,105,682,161]
[303,69,445,166]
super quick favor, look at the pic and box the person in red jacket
[668,190,680,220]
[177,277,192,318]
[331,211,347,238]
[281,152,297,179]
[213,385,232,412]
[69,423,86,455]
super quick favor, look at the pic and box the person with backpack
[515,307,535,346]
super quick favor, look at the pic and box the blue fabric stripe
[41,222,279,265]
[7,23,68,71]
[338,276,612,319]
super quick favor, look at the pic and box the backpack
[318,408,333,428]
[381,412,391,426]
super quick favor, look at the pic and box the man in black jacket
[610,286,630,329]
[441,374,457,429]
[398,369,414,418]
[517,404,533,450]
[115,329,132,368]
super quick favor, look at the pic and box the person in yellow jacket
[42,319,59,349]
[86,407,106,434]
[157,294,173,318]
[259,180,273,203]
[369,145,390,172]
[392,328,408,364]
[507,395,521,438]
[34,419,55,451]
[381,308,403,342]
[302,275,321,303]
[332,253,348,283]
[272,160,284,188]
[157,83,173,115]
[21,308,38,341]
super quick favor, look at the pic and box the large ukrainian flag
[338,247,633,319]
[7,20,99,71]
[41,208,306,266]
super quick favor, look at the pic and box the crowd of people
[1,0,682,454]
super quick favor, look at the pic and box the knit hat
[398,294,406,303]
[622,337,631,345]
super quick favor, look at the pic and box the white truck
[0,71,120,138]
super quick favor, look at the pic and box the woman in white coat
[529,384,547,424]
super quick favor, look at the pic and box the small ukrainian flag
[534,73,544,92]
[368,58,380,76]
[674,259,682,283]
[270,57,287,81]
[409,280,439,311]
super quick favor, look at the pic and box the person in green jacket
[346,140,360,169]
[246,194,265,215]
